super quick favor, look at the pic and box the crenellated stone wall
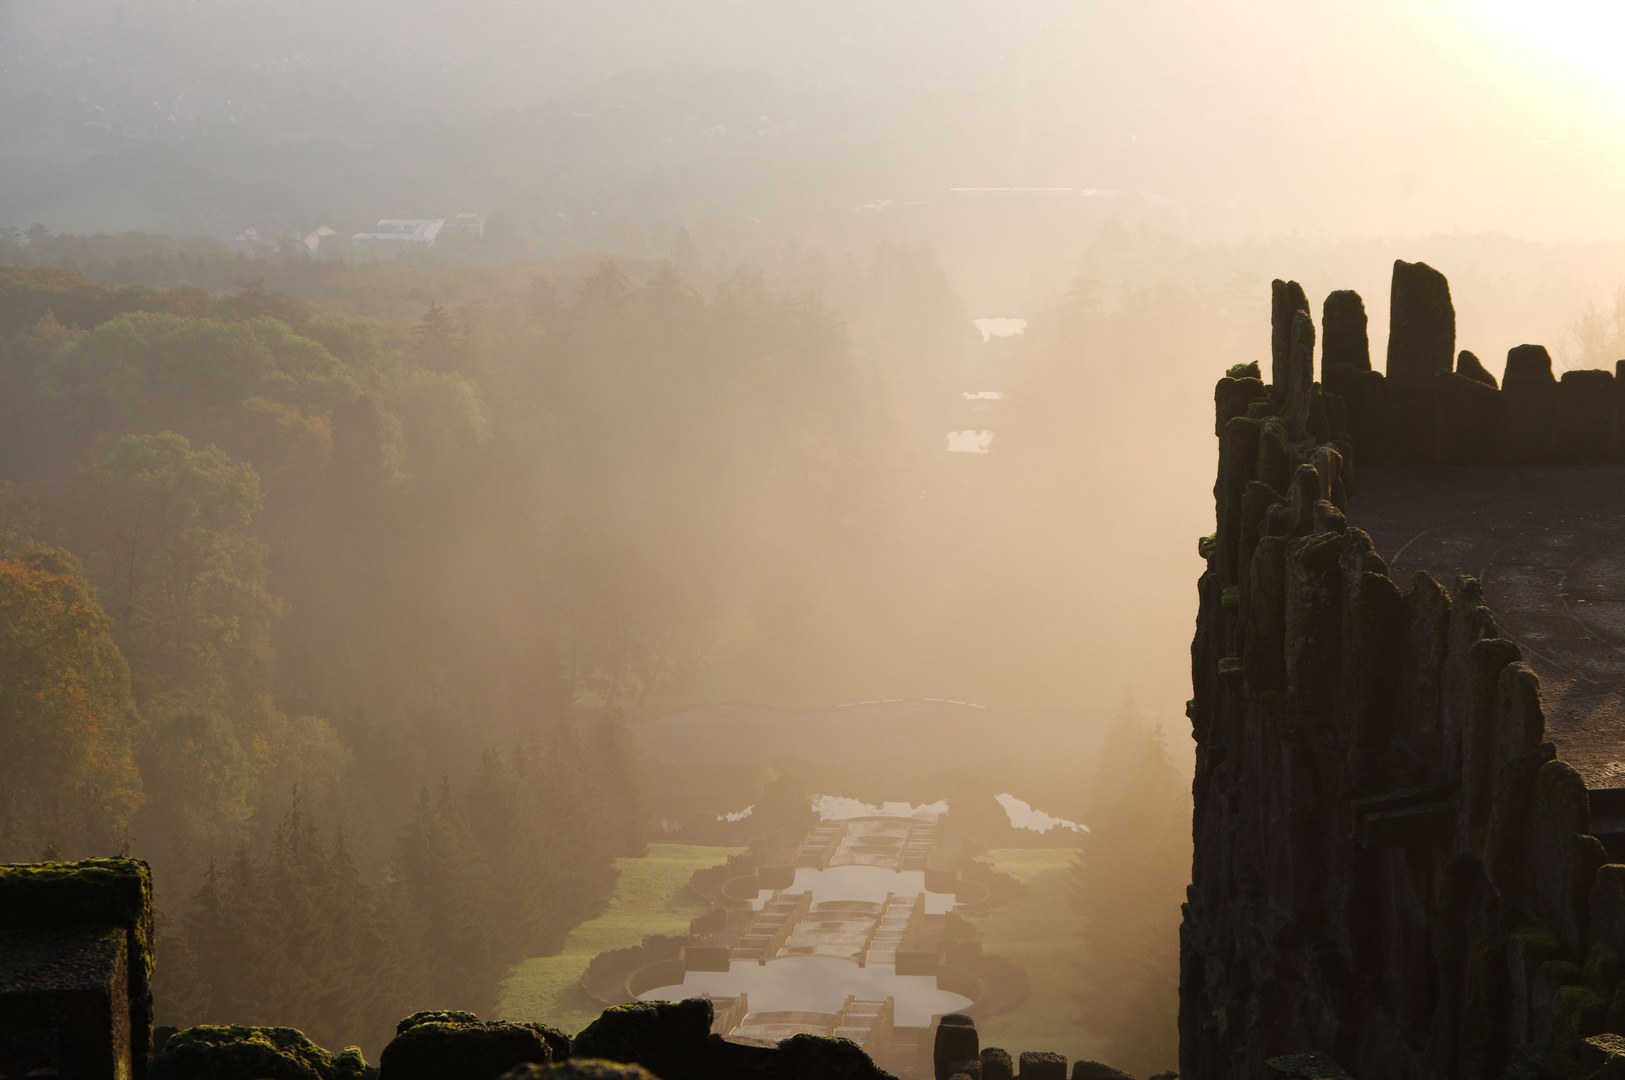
[1185,263,1625,1080]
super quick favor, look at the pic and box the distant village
[231,214,486,253]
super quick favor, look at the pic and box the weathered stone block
[934,1017,978,1080]
[573,999,711,1080]
[1321,290,1369,373]
[0,925,129,1080]
[1504,344,1556,390]
[0,859,153,1076]
[1216,376,1268,438]
[980,1047,1013,1080]
[1016,1050,1066,1080]
[1457,349,1497,388]
[1272,279,1309,401]
[779,1033,896,1080]
[379,1014,569,1080]
[1435,371,1501,463]
[1070,1064,1132,1080]
[1554,368,1617,461]
[1386,260,1454,385]
[1503,345,1557,462]
[152,1025,346,1080]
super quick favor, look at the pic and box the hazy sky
[5,0,1625,240]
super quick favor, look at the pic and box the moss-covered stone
[1069,1062,1133,1080]
[0,858,155,1066]
[334,1048,368,1080]
[1553,983,1607,1045]
[378,1016,568,1080]
[779,1033,897,1080]
[1017,1050,1066,1080]
[396,1010,480,1035]
[151,1026,341,1080]
[980,1047,1013,1080]
[1216,375,1269,437]
[571,999,711,1080]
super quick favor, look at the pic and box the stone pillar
[1288,310,1316,435]
[935,1015,979,1080]
[1321,290,1369,373]
[1503,344,1557,462]
[1272,279,1309,401]
[1385,260,1455,385]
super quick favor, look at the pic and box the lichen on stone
[152,1025,342,1080]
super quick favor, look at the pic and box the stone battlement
[1187,263,1625,1079]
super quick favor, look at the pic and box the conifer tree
[1069,700,1190,1077]
[412,301,461,371]
[397,781,502,1013]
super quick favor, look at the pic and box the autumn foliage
[0,545,143,855]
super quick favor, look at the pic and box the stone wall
[1185,264,1625,1079]
[1315,261,1625,468]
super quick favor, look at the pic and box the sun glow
[1465,1,1625,93]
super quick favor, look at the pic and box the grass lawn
[965,847,1106,1068]
[498,842,747,1037]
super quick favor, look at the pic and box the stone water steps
[860,893,922,966]
[730,891,812,963]
[899,821,936,870]
[832,996,895,1055]
[794,823,848,868]
[777,899,884,961]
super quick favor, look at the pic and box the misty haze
[4,3,1625,1079]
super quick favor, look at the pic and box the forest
[0,244,924,1053]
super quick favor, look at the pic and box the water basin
[636,955,971,1026]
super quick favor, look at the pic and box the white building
[351,219,444,248]
[303,225,337,252]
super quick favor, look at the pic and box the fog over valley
[2,2,1625,1076]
